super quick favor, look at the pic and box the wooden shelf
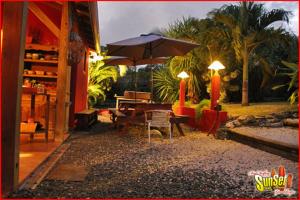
[24,59,58,64]
[25,44,58,52]
[23,74,57,79]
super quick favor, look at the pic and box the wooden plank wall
[1,2,28,195]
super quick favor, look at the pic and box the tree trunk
[241,50,249,106]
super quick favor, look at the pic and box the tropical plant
[273,61,298,104]
[195,99,210,119]
[88,60,118,107]
[153,66,179,103]
[209,2,291,105]
[164,17,238,103]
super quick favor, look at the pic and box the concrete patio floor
[12,122,298,198]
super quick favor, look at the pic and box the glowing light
[208,61,225,70]
[20,153,33,158]
[118,65,128,77]
[90,51,104,62]
[177,71,189,79]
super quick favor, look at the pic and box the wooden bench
[108,108,129,129]
[115,91,152,109]
[170,115,190,136]
[75,109,98,130]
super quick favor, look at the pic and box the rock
[265,115,274,119]
[274,112,293,119]
[228,114,238,120]
[225,122,235,129]
[233,120,241,127]
[237,115,247,121]
[283,118,299,127]
[266,121,284,127]
[216,128,229,140]
[258,121,267,127]
[254,115,265,120]
[237,115,256,125]
[266,118,281,123]
[292,113,298,118]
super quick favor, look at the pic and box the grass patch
[222,102,298,116]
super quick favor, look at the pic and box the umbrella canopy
[107,33,199,59]
[106,33,199,100]
[103,56,167,66]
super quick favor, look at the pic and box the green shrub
[195,99,211,119]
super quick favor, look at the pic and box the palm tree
[164,17,236,103]
[209,2,290,105]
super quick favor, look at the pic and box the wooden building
[1,1,100,196]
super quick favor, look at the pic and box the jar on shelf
[23,78,31,87]
[37,84,45,94]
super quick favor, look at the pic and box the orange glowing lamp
[177,71,189,114]
[208,61,225,110]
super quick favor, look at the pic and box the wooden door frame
[1,2,28,196]
[55,2,70,141]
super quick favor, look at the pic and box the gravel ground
[231,127,298,147]
[12,122,298,198]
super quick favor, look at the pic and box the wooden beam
[28,2,60,38]
[88,2,101,53]
[55,2,69,141]
[2,2,28,195]
[75,9,89,17]
[43,2,62,11]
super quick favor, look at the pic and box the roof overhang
[74,2,100,53]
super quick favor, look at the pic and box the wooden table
[109,103,189,136]
[22,87,50,142]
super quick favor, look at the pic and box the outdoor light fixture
[90,51,104,62]
[177,71,189,79]
[177,71,189,114]
[208,61,225,110]
[208,61,225,71]
[118,65,128,77]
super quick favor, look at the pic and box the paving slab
[47,164,89,181]
[230,127,298,148]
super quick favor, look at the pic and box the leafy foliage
[153,66,179,103]
[88,60,118,107]
[273,61,298,104]
[209,2,291,105]
[195,99,211,119]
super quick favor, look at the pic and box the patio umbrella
[107,33,199,99]
[103,56,167,66]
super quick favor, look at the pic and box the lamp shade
[208,61,225,70]
[177,71,189,79]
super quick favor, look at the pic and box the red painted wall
[69,49,89,127]
[74,50,89,113]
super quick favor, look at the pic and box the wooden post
[1,2,28,195]
[55,2,69,141]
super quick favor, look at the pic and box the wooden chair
[145,110,172,143]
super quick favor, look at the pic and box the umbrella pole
[135,64,137,102]
[151,67,153,101]
[150,44,153,102]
